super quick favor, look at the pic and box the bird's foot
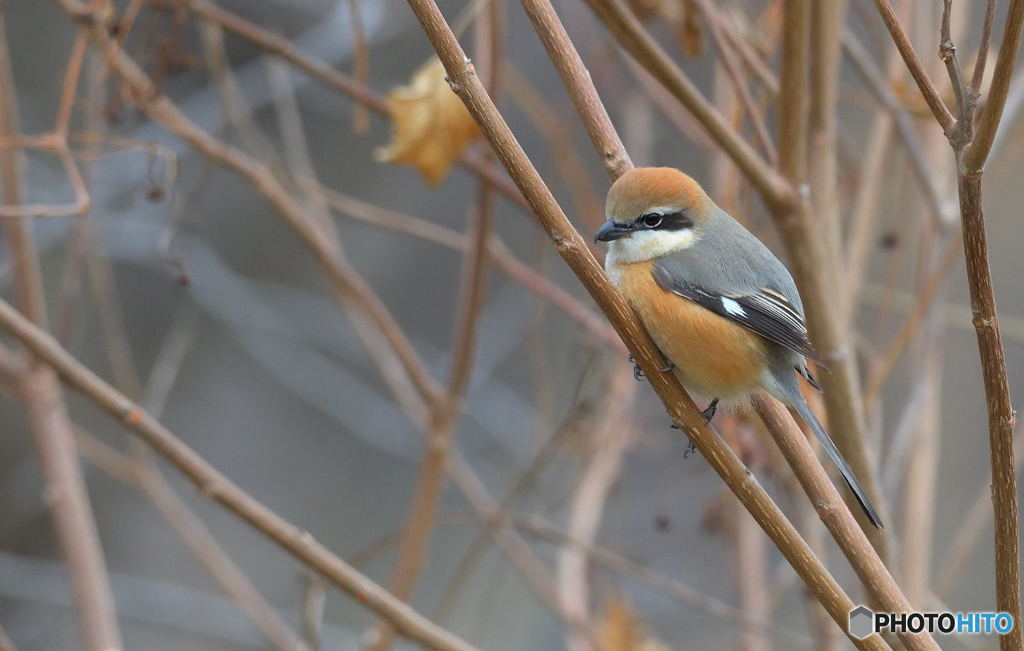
[628,354,673,382]
[701,398,719,424]
[683,439,698,458]
[678,399,717,458]
[632,361,645,382]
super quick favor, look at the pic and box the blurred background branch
[0,1,1021,649]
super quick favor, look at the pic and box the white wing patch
[720,297,746,317]
[651,261,821,362]
[743,290,806,333]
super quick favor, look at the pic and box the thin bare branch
[862,237,962,410]
[348,0,370,133]
[186,0,529,210]
[751,396,935,650]
[61,4,444,408]
[0,294,477,651]
[580,0,795,209]
[373,8,503,648]
[521,0,631,179]
[929,2,1024,642]
[0,20,122,651]
[972,0,998,96]
[966,0,1024,169]
[400,0,908,645]
[691,0,777,165]
[869,0,956,133]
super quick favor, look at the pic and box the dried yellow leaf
[599,595,672,651]
[375,57,481,185]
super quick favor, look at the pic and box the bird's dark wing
[652,263,822,364]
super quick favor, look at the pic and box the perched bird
[596,167,883,529]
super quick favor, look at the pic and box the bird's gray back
[657,206,805,316]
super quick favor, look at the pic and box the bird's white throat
[604,228,697,267]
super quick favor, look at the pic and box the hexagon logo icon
[849,605,875,640]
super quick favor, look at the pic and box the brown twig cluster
[0,1,1020,650]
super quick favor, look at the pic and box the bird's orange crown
[605,167,712,223]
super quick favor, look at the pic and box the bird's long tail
[791,396,884,529]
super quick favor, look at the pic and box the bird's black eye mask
[630,209,693,231]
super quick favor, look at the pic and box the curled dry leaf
[375,56,481,184]
[599,595,671,651]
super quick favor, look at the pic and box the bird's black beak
[595,219,631,242]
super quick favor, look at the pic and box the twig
[862,236,962,410]
[0,294,477,651]
[557,372,636,651]
[347,0,370,133]
[301,573,327,651]
[400,0,898,645]
[808,0,847,291]
[326,188,622,348]
[512,514,813,646]
[502,65,604,225]
[776,0,889,550]
[777,0,808,195]
[446,453,598,640]
[953,153,1021,651]
[966,0,1024,169]
[939,0,974,149]
[200,30,433,426]
[971,0,997,96]
[900,336,941,607]
[726,418,771,651]
[751,396,936,650]
[580,0,795,209]
[61,4,444,409]
[692,0,777,165]
[868,0,956,133]
[840,113,891,328]
[186,0,528,211]
[520,0,631,179]
[0,21,122,651]
[936,2,1024,643]
[713,5,780,96]
[435,401,585,621]
[373,7,502,648]
[842,28,952,228]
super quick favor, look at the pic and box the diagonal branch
[966,0,1024,169]
[580,0,795,209]
[0,295,478,651]
[520,0,632,179]
[399,0,928,646]
[869,0,956,133]
[59,1,443,408]
[0,20,123,651]
[186,0,529,211]
[372,7,504,649]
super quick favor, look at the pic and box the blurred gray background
[1,1,1022,649]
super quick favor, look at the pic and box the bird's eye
[642,213,663,228]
